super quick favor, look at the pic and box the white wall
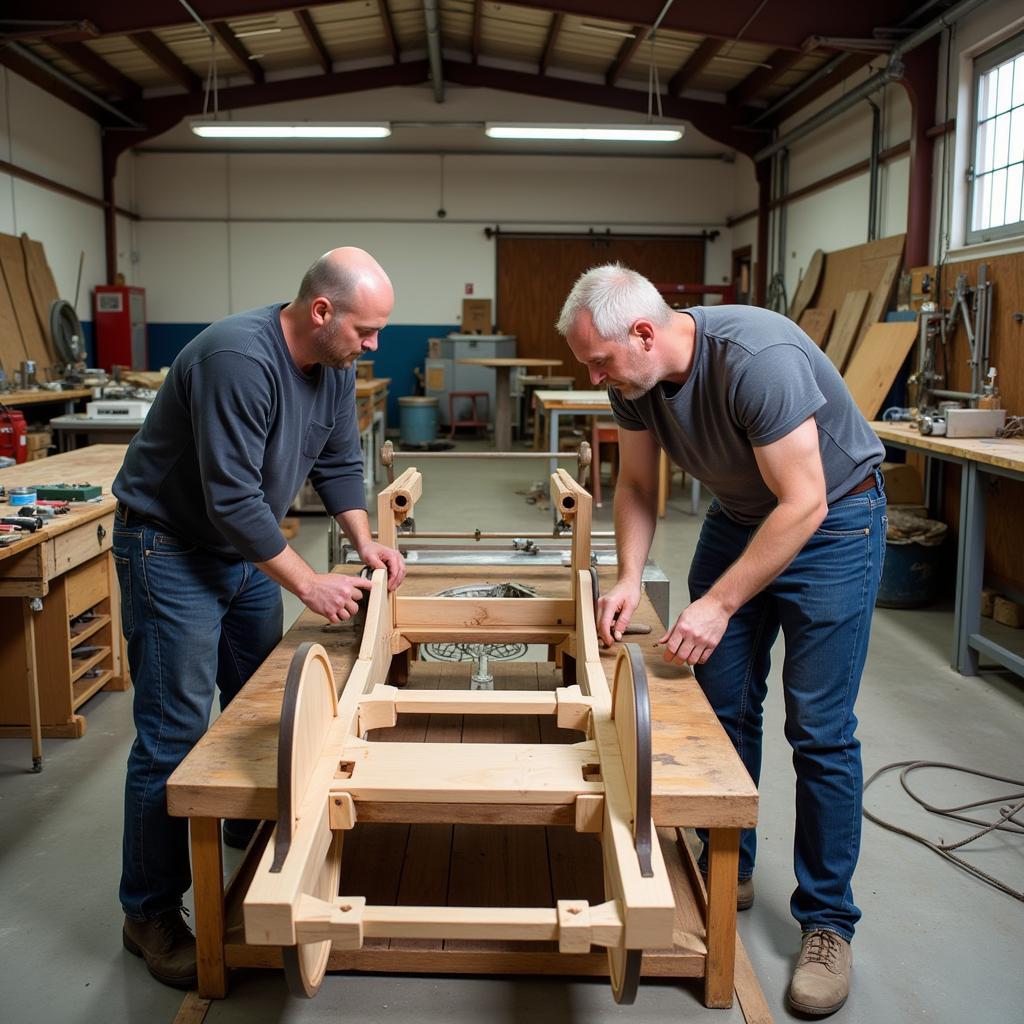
[776,65,912,298]
[128,84,741,324]
[0,68,107,324]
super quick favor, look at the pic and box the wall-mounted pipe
[754,0,992,162]
[423,0,445,103]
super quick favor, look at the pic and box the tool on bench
[35,483,102,501]
[1,516,42,532]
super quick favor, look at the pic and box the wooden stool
[591,419,620,508]
[448,391,489,439]
[658,450,701,517]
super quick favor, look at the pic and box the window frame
[967,30,1024,244]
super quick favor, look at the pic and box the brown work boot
[700,870,755,911]
[787,929,852,1016]
[123,908,197,989]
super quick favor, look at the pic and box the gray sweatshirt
[113,303,366,562]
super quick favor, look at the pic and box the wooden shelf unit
[0,550,128,738]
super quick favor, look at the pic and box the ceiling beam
[132,31,201,92]
[471,1,483,65]
[727,48,804,107]
[294,8,331,73]
[2,2,925,51]
[107,59,431,160]
[668,37,723,95]
[48,39,141,101]
[445,61,768,157]
[764,51,876,126]
[0,42,118,122]
[378,1,400,64]
[539,12,563,76]
[211,19,264,85]
[605,25,648,88]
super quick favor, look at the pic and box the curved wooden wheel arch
[272,642,342,997]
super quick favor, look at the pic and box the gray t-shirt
[114,304,366,563]
[609,305,884,525]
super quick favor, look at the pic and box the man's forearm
[614,478,658,585]
[336,508,374,553]
[256,544,317,602]
[708,499,825,615]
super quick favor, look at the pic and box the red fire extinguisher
[0,404,28,464]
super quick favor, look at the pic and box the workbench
[0,444,130,769]
[167,564,767,1019]
[873,421,1024,679]
[0,387,92,415]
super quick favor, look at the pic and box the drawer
[45,512,114,579]
[66,553,111,620]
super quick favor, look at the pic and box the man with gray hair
[113,247,405,988]
[557,263,886,1017]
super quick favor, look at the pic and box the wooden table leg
[494,366,512,451]
[191,817,228,998]
[657,450,669,519]
[23,598,43,772]
[704,827,739,1008]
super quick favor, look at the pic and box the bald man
[113,248,405,988]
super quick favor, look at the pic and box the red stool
[448,391,489,439]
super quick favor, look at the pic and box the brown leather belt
[842,473,877,499]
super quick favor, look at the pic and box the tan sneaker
[787,929,852,1016]
[123,909,197,989]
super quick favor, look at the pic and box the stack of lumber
[789,234,915,420]
[0,233,62,378]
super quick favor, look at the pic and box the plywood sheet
[0,233,50,371]
[788,249,824,323]
[843,321,918,420]
[797,307,834,347]
[813,235,905,356]
[825,289,871,372]
[20,234,60,364]
[0,272,29,375]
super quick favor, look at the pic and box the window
[968,32,1024,243]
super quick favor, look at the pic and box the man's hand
[357,540,406,592]
[658,594,731,667]
[299,573,373,623]
[597,579,642,647]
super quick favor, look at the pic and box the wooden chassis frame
[243,468,675,1002]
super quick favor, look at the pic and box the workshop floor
[1,440,1022,1024]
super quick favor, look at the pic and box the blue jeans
[691,473,886,941]
[113,505,283,921]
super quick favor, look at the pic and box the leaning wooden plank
[842,321,918,420]
[0,233,50,370]
[21,234,60,363]
[0,268,29,373]
[797,307,834,348]
[787,249,824,323]
[825,289,871,372]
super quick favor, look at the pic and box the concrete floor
[1,441,1022,1024]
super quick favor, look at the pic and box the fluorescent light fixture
[485,123,684,142]
[190,121,392,139]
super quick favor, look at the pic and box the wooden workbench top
[0,388,92,406]
[168,564,757,829]
[0,445,126,565]
[872,420,1024,474]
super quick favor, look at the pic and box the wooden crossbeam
[295,9,332,74]
[539,13,563,75]
[668,37,723,96]
[728,48,803,107]
[212,20,264,85]
[132,32,201,92]
[378,1,400,65]
[49,41,140,101]
[605,26,648,87]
